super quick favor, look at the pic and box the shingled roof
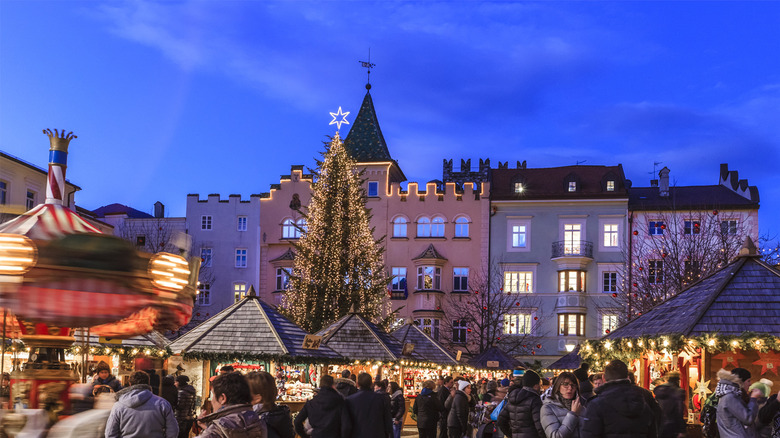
[628,185,759,211]
[468,346,522,370]
[392,322,459,366]
[317,312,423,362]
[547,346,582,371]
[606,253,780,339]
[491,165,628,201]
[72,329,169,348]
[168,294,341,361]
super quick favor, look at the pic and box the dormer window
[606,180,615,192]
[568,181,577,192]
[514,182,524,193]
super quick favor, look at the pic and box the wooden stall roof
[547,346,582,371]
[606,253,780,339]
[72,329,169,348]
[468,346,522,370]
[317,312,424,362]
[392,322,459,366]
[168,293,341,360]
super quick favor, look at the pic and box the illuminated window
[201,215,212,230]
[559,271,586,292]
[454,217,469,238]
[453,268,469,292]
[235,249,247,268]
[416,318,440,341]
[417,217,431,237]
[603,224,619,247]
[558,314,585,336]
[367,181,379,197]
[602,314,618,335]
[393,217,408,237]
[431,216,445,237]
[512,225,527,248]
[504,271,533,293]
[275,268,289,291]
[417,266,441,290]
[568,181,577,192]
[514,182,524,193]
[606,180,615,191]
[563,224,581,254]
[233,283,247,302]
[197,283,211,306]
[504,313,532,335]
[237,216,247,231]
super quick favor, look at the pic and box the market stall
[546,346,582,375]
[391,321,460,394]
[467,346,523,381]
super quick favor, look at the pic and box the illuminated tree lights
[281,133,389,333]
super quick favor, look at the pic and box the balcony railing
[551,240,593,258]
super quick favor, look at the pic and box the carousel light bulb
[0,234,37,275]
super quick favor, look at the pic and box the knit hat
[457,380,471,391]
[731,367,752,384]
[487,380,498,392]
[750,378,774,398]
[523,370,541,388]
[176,375,190,385]
[95,361,110,373]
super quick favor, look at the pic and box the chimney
[154,201,164,218]
[43,129,77,206]
[650,179,658,187]
[658,167,670,197]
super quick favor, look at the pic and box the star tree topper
[329,106,350,131]
[694,379,712,398]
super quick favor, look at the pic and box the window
[235,249,247,268]
[201,248,213,268]
[136,235,146,246]
[454,217,469,238]
[452,320,467,344]
[417,318,440,341]
[417,217,431,237]
[391,267,407,291]
[275,268,290,291]
[649,221,664,235]
[504,313,532,335]
[684,260,701,284]
[602,272,618,292]
[282,218,305,238]
[568,181,577,192]
[721,220,738,235]
[602,314,618,335]
[558,314,585,336]
[559,271,586,292]
[649,260,663,284]
[504,271,533,293]
[393,217,408,237]
[453,268,469,292]
[514,182,524,193]
[563,224,581,254]
[367,181,379,197]
[197,283,211,306]
[417,266,442,290]
[237,216,247,231]
[684,220,701,235]
[234,283,247,302]
[26,190,36,209]
[512,225,527,248]
[603,224,619,248]
[201,215,212,230]
[431,216,445,237]
[606,180,615,192]
[296,218,307,234]
[0,181,7,205]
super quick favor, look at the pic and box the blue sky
[1,1,778,242]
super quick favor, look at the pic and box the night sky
[1,2,778,244]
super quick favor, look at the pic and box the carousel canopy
[547,346,582,371]
[0,203,101,239]
[72,329,169,349]
[317,311,423,362]
[391,322,459,366]
[467,346,522,370]
[169,291,341,361]
[606,252,780,340]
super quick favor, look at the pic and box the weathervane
[359,48,375,90]
[329,106,350,131]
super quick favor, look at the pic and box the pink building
[258,87,490,343]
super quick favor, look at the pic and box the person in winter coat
[390,381,406,438]
[294,374,345,438]
[174,375,197,438]
[445,380,472,438]
[497,370,545,438]
[342,372,393,438]
[198,372,267,438]
[438,376,454,438]
[540,371,586,438]
[715,367,762,438]
[161,375,178,410]
[653,371,687,438]
[335,369,358,398]
[247,371,294,438]
[758,388,780,438]
[413,380,443,438]
[483,380,499,403]
[105,370,179,438]
[581,359,655,438]
[92,361,122,394]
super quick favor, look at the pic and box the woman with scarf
[413,380,443,438]
[540,371,586,438]
[715,367,762,438]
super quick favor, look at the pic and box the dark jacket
[758,394,779,438]
[335,378,358,399]
[581,379,655,438]
[579,380,594,401]
[294,386,344,438]
[445,390,470,432]
[161,380,178,410]
[497,386,545,438]
[438,385,451,423]
[413,388,443,430]
[199,403,267,438]
[391,390,405,423]
[343,388,393,438]
[105,384,179,438]
[175,384,198,421]
[92,374,123,393]
[255,404,294,438]
[653,382,687,438]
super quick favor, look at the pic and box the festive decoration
[281,132,389,333]
[753,351,780,375]
[329,107,350,130]
[678,348,695,366]
[713,350,746,368]
[694,379,712,398]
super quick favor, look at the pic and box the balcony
[551,240,593,269]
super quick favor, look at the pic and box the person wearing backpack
[715,368,763,438]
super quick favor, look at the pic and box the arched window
[296,218,307,236]
[417,217,431,237]
[431,216,445,237]
[282,219,296,238]
[393,217,408,238]
[454,217,470,238]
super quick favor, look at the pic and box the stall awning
[317,312,424,362]
[468,346,522,370]
[547,346,582,371]
[392,323,459,366]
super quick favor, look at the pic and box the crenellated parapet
[186,193,262,205]
[719,163,759,202]
[259,165,314,200]
[496,160,527,169]
[442,158,491,185]
[388,180,488,200]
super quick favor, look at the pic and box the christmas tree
[281,132,389,333]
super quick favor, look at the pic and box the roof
[491,165,628,201]
[168,295,341,360]
[391,323,459,365]
[628,185,759,211]
[467,346,522,370]
[0,150,81,190]
[270,248,296,262]
[72,329,169,348]
[606,255,780,339]
[547,346,582,370]
[412,244,447,261]
[0,203,102,239]
[92,203,154,219]
[317,312,423,362]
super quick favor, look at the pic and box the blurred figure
[193,391,214,436]
[199,371,267,437]
[483,380,498,403]
[175,375,197,438]
[148,369,161,395]
[437,376,454,438]
[160,375,178,409]
[247,370,294,438]
[48,392,116,438]
[413,380,442,438]
[68,383,94,414]
[220,365,235,375]
[295,374,345,438]
[92,361,122,394]
[390,381,406,438]
[105,370,178,438]
[653,371,686,438]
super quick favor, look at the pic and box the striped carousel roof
[0,203,101,239]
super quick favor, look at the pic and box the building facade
[1,151,79,215]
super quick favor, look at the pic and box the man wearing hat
[715,367,762,438]
[174,375,197,438]
[497,370,545,438]
[445,380,472,438]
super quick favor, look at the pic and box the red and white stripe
[45,164,65,204]
[0,204,101,240]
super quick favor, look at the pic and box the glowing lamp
[565,344,575,352]
[604,341,612,350]
[0,234,37,275]
[149,253,191,292]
